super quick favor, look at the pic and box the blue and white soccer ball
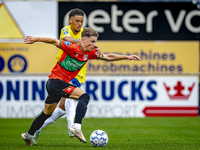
[90,130,108,147]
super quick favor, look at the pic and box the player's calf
[74,93,90,124]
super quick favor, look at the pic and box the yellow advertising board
[0,41,199,74]
[0,43,58,73]
[87,41,199,74]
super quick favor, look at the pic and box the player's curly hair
[69,8,84,18]
[81,27,99,38]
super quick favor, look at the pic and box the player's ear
[69,18,72,24]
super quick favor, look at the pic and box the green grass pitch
[0,117,200,150]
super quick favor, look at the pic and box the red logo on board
[163,81,195,100]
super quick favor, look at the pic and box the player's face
[69,15,84,34]
[83,36,98,51]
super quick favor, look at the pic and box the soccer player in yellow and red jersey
[30,9,103,145]
[21,27,140,145]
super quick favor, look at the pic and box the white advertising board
[84,76,198,118]
[0,75,198,118]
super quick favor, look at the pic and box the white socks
[37,99,76,132]
[65,99,81,130]
[38,107,66,132]
[74,123,81,130]
[51,107,66,121]
[65,99,75,129]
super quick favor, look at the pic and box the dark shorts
[45,79,77,104]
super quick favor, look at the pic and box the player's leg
[21,103,57,146]
[34,97,75,140]
[32,98,66,145]
[41,104,66,132]
[63,78,81,138]
[32,78,82,143]
[65,98,75,129]
[38,98,66,132]
[42,98,66,132]
[63,98,75,137]
[21,79,62,146]
[68,88,90,143]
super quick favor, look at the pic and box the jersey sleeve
[57,40,75,54]
[60,27,71,40]
[89,49,98,60]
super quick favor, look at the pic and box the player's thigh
[69,87,85,100]
[46,79,76,100]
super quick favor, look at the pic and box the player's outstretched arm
[100,53,141,61]
[24,36,60,47]
[63,36,80,44]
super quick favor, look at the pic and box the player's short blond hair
[81,27,99,38]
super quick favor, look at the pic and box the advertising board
[0,41,198,74]
[59,2,200,40]
[0,75,198,118]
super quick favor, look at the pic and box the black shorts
[45,79,77,104]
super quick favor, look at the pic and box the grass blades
[0,117,200,150]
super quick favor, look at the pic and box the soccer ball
[90,130,108,147]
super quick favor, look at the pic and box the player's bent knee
[78,93,90,104]
[44,103,57,115]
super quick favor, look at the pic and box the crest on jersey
[64,41,70,46]
[64,31,68,35]
[83,55,88,60]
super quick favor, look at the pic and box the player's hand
[24,36,36,44]
[127,55,141,61]
[94,46,104,58]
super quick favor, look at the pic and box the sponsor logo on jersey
[60,55,86,72]
[64,41,70,46]
[66,60,82,68]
